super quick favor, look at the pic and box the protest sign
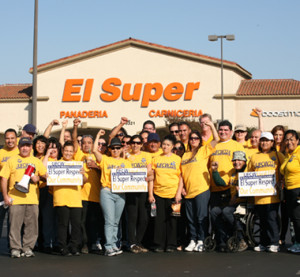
[47,161,83,186]
[238,170,277,197]
[111,168,148,192]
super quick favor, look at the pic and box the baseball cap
[234,124,247,132]
[232,151,247,162]
[18,137,33,146]
[23,124,37,134]
[260,132,274,141]
[147,133,160,142]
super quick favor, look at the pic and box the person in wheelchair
[211,151,248,252]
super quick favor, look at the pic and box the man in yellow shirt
[179,122,191,150]
[0,137,47,258]
[0,129,19,244]
[209,120,244,251]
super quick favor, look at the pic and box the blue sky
[1,0,299,84]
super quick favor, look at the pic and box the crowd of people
[0,110,299,258]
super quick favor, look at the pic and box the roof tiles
[0,84,32,99]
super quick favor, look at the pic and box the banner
[238,170,277,197]
[47,161,83,186]
[111,168,148,193]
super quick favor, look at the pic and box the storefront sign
[111,168,148,192]
[47,161,83,186]
[251,109,300,118]
[238,170,277,197]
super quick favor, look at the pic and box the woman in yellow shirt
[93,130,131,257]
[247,132,284,253]
[148,135,183,252]
[181,121,218,252]
[280,130,300,253]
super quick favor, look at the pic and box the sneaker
[96,241,102,251]
[81,244,89,254]
[288,242,300,253]
[105,249,116,257]
[153,247,164,253]
[185,240,196,252]
[238,239,248,252]
[22,249,35,257]
[113,248,123,255]
[11,249,21,258]
[137,245,148,253]
[60,248,72,257]
[254,244,266,252]
[193,240,203,252]
[129,244,140,254]
[267,245,279,253]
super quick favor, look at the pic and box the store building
[0,38,300,141]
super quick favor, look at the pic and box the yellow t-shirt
[152,153,181,198]
[210,139,245,192]
[202,135,213,146]
[0,154,47,205]
[99,155,131,189]
[51,158,83,208]
[74,149,101,203]
[128,151,152,168]
[0,147,19,170]
[247,151,284,205]
[181,144,215,198]
[245,147,259,163]
[280,145,300,190]
[149,148,163,159]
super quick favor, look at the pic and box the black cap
[18,137,33,146]
[23,124,36,134]
[109,137,122,148]
[147,133,160,142]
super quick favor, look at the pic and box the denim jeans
[100,188,125,251]
[185,189,210,241]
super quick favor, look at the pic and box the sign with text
[47,161,83,186]
[238,170,277,197]
[111,168,148,193]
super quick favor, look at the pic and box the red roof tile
[236,79,300,96]
[30,38,252,79]
[0,84,32,99]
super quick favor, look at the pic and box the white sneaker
[193,240,204,252]
[11,249,21,258]
[254,244,266,252]
[267,245,279,253]
[288,242,300,253]
[22,249,35,257]
[185,240,196,252]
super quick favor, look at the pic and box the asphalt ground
[0,236,299,277]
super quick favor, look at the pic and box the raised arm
[72,118,81,153]
[255,107,264,132]
[93,129,106,163]
[206,121,220,148]
[108,117,128,144]
[43,119,59,138]
[59,120,68,146]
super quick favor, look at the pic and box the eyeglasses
[189,137,200,141]
[98,142,107,146]
[116,133,125,137]
[110,147,121,150]
[131,141,142,145]
[122,141,130,145]
[174,147,184,151]
[170,130,179,134]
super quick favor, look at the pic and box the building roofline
[29,38,252,79]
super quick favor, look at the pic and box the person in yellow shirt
[247,132,284,253]
[280,130,300,253]
[199,113,214,146]
[93,130,131,257]
[0,129,19,241]
[179,122,191,151]
[233,124,250,148]
[125,135,152,254]
[145,133,163,158]
[51,141,87,256]
[0,137,47,258]
[209,120,244,251]
[181,120,218,252]
[148,135,183,252]
[245,129,261,161]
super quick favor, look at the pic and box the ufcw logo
[250,109,259,117]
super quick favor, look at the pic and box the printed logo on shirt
[271,156,276,161]
[157,161,176,169]
[181,157,197,165]
[131,162,147,168]
[141,158,146,163]
[254,161,275,169]
[16,162,29,170]
[211,149,231,157]
[1,157,9,163]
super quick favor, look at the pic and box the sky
[1,0,299,84]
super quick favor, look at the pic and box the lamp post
[208,34,235,121]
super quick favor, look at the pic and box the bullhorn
[14,164,36,193]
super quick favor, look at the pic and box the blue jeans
[100,188,125,251]
[185,189,210,241]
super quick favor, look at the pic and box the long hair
[187,130,202,162]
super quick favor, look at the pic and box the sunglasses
[131,141,142,145]
[174,147,184,151]
[122,141,130,145]
[116,133,125,137]
[98,142,107,146]
[110,146,121,150]
[170,130,179,134]
[189,137,200,141]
